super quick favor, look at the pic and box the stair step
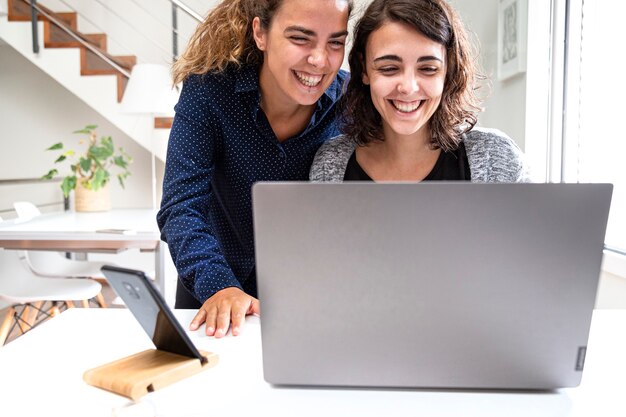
[8,0,77,29]
[117,73,130,103]
[154,117,174,129]
[84,34,108,51]
[7,0,42,22]
[80,50,136,102]
[49,12,77,30]
[44,22,106,50]
[81,50,135,76]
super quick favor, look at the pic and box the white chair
[13,201,41,221]
[0,249,102,346]
[12,201,110,285]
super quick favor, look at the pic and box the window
[562,0,626,276]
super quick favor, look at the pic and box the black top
[344,142,471,181]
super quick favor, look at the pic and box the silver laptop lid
[252,183,612,390]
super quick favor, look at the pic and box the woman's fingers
[214,302,232,338]
[231,300,248,336]
[248,298,261,316]
[204,305,218,336]
[188,287,260,337]
[189,308,206,331]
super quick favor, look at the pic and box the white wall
[451,0,528,150]
[0,43,159,210]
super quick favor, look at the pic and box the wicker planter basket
[75,182,111,212]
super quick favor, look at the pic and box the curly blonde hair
[341,0,485,152]
[173,0,353,85]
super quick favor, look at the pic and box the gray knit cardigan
[310,127,531,182]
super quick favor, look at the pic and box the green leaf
[41,169,58,180]
[73,124,97,134]
[113,155,128,169]
[117,171,131,188]
[46,142,63,151]
[60,176,76,198]
[63,150,75,157]
[81,178,93,190]
[101,136,114,154]
[92,167,107,190]
[54,155,67,164]
[119,147,133,162]
[89,145,113,161]
[79,157,92,174]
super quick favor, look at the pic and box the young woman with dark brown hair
[310,0,529,183]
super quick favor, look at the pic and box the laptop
[252,183,612,390]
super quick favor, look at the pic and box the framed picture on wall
[497,0,527,80]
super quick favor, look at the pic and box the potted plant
[41,125,133,212]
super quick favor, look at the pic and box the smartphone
[101,265,207,364]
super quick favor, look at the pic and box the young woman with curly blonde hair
[158,0,352,337]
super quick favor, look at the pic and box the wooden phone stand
[83,349,218,401]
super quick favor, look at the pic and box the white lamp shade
[121,64,179,115]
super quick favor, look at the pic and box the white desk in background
[0,209,166,294]
[0,308,624,417]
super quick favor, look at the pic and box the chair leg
[81,300,89,309]
[50,304,61,317]
[65,300,75,309]
[20,305,31,327]
[0,307,17,346]
[95,293,108,308]
[12,305,32,336]
[25,301,43,327]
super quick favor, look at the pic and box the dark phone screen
[102,266,203,360]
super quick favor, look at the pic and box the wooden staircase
[6,0,173,128]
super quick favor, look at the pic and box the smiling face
[362,21,447,141]
[253,0,350,108]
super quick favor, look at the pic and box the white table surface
[0,308,624,417]
[0,209,167,294]
[0,209,160,241]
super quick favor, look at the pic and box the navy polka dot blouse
[157,65,348,303]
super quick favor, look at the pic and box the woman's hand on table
[189,287,260,338]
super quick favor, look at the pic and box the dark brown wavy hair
[341,0,485,151]
[173,0,353,85]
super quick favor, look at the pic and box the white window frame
[551,0,626,279]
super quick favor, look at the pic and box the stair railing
[170,0,203,22]
[75,0,177,65]
[29,0,38,53]
[170,0,203,61]
[26,0,204,67]
[25,0,131,78]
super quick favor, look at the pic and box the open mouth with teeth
[293,70,323,88]
[389,99,424,113]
